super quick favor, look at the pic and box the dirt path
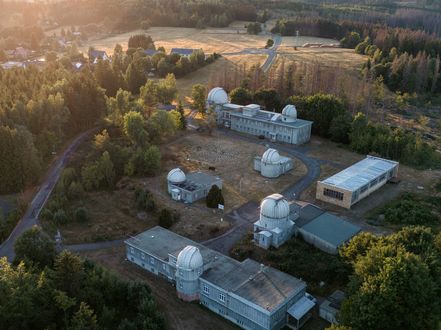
[82,246,238,330]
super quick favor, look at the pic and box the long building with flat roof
[316,155,399,209]
[206,88,312,145]
[125,226,315,330]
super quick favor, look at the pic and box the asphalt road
[203,129,321,254]
[0,128,96,262]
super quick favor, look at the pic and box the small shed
[319,290,346,324]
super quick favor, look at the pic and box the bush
[75,207,89,223]
[135,188,156,212]
[206,185,224,208]
[53,209,68,225]
[158,208,173,228]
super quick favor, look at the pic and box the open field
[281,36,340,48]
[162,131,308,210]
[79,25,268,55]
[176,54,266,99]
[277,47,366,70]
[81,246,239,330]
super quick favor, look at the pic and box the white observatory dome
[262,148,281,164]
[282,105,297,121]
[167,168,186,184]
[207,87,229,105]
[177,245,203,270]
[260,194,290,219]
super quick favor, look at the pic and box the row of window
[203,285,225,302]
[323,188,344,201]
[130,247,155,265]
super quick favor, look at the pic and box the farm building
[319,290,346,324]
[125,226,315,330]
[316,156,399,209]
[166,168,222,203]
[206,88,312,145]
[88,50,109,62]
[253,194,297,249]
[254,148,293,178]
[295,204,361,255]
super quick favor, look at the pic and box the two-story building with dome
[254,148,293,178]
[206,87,313,145]
[125,226,316,330]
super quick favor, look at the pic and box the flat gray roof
[186,172,221,187]
[300,213,361,247]
[126,227,305,312]
[319,156,399,192]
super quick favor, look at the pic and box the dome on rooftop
[177,245,203,270]
[260,194,290,219]
[282,105,297,122]
[167,168,186,184]
[262,148,281,164]
[207,87,229,105]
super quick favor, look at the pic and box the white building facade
[206,88,313,145]
[254,148,293,178]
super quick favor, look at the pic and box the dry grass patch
[163,131,308,210]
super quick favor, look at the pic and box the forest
[0,227,164,329]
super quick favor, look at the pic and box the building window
[379,174,386,182]
[150,257,155,265]
[130,247,134,254]
[219,293,225,302]
[141,253,145,260]
[179,282,183,289]
[203,285,210,294]
[179,270,183,276]
[162,264,167,271]
[370,178,379,187]
[360,184,369,194]
[323,188,344,201]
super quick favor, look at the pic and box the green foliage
[206,185,224,208]
[81,151,115,191]
[125,146,161,177]
[13,226,57,269]
[265,39,274,49]
[74,207,89,223]
[191,84,207,113]
[339,226,441,330]
[128,34,155,50]
[135,188,156,212]
[340,31,361,49]
[125,63,146,94]
[54,209,68,225]
[176,101,186,129]
[230,87,253,105]
[246,22,262,35]
[158,208,174,229]
[287,93,346,138]
[254,88,281,111]
[123,111,148,146]
[1,250,165,329]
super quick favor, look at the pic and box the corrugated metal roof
[300,213,361,247]
[320,156,398,192]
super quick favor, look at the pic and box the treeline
[0,227,164,329]
[94,35,219,96]
[47,0,259,31]
[339,226,441,329]
[42,75,185,229]
[0,65,106,193]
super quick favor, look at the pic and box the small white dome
[262,148,281,164]
[207,87,229,105]
[167,168,186,184]
[260,194,290,219]
[282,105,297,119]
[177,245,203,270]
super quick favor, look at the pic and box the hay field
[276,47,366,70]
[281,36,340,47]
[79,25,268,55]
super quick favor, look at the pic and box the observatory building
[316,156,399,209]
[167,168,222,203]
[254,148,293,178]
[253,194,296,249]
[125,226,316,330]
[206,87,312,145]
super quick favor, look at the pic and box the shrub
[206,185,224,208]
[75,207,89,223]
[53,209,68,225]
[158,208,173,228]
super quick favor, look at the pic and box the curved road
[0,128,96,262]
